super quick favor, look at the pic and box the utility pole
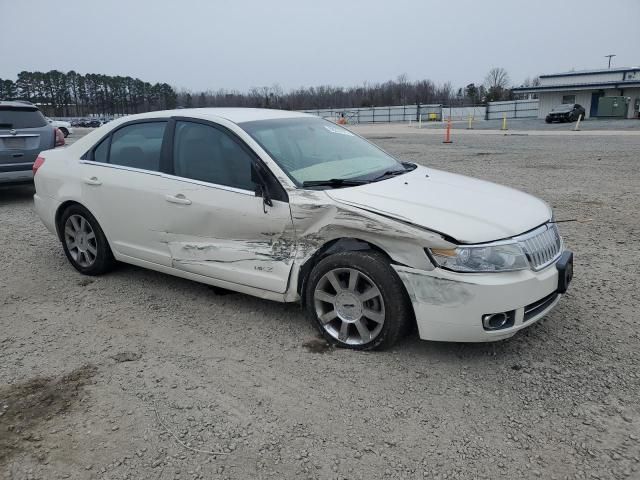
[605,54,616,69]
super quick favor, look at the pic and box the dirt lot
[1,124,639,480]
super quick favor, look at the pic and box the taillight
[54,128,65,147]
[33,155,45,175]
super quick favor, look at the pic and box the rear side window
[0,107,47,128]
[93,138,109,163]
[108,122,166,171]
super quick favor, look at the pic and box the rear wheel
[59,127,69,138]
[59,204,114,275]
[305,251,411,350]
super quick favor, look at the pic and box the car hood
[325,165,552,244]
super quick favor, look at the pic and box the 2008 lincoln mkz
[33,108,573,350]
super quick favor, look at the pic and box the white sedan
[46,118,74,138]
[33,108,573,350]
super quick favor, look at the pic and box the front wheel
[304,251,412,350]
[59,204,115,275]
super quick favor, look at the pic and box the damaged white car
[33,108,573,350]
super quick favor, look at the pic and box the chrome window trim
[158,173,255,196]
[79,160,255,197]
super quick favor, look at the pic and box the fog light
[482,312,514,331]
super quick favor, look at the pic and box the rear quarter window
[0,108,47,128]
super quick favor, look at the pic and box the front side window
[240,117,402,186]
[108,121,166,171]
[172,121,255,191]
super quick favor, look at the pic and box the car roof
[0,100,39,110]
[111,107,312,124]
[62,108,317,157]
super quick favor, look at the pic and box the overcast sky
[1,0,639,92]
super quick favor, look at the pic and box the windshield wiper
[302,178,369,188]
[371,162,417,182]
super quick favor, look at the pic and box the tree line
[0,67,524,117]
[0,70,177,117]
[176,68,518,111]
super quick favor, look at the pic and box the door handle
[83,176,102,186]
[165,194,192,205]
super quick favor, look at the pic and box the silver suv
[0,101,63,184]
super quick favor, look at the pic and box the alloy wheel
[64,214,97,268]
[313,268,385,345]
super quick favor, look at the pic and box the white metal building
[513,67,640,119]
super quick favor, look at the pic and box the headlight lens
[428,243,529,272]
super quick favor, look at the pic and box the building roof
[513,80,640,93]
[539,67,640,78]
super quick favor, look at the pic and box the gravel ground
[421,117,640,132]
[1,126,639,480]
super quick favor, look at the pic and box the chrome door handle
[165,194,192,205]
[83,176,102,186]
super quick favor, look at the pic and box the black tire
[59,204,115,275]
[545,118,552,124]
[59,127,69,138]
[304,250,412,351]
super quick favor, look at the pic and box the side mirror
[251,163,273,210]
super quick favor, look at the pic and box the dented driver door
[159,119,296,294]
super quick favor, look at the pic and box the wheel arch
[296,237,395,298]
[54,200,111,248]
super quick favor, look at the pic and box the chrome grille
[516,223,562,270]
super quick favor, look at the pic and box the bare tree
[485,67,510,90]
[484,68,511,102]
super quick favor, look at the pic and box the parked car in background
[545,104,586,123]
[84,119,102,128]
[46,118,74,138]
[33,108,573,350]
[1,101,64,185]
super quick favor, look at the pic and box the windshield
[552,105,573,112]
[240,117,402,187]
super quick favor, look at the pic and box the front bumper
[394,253,571,342]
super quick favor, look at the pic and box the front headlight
[428,243,530,272]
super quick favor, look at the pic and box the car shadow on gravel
[0,365,97,466]
[0,184,35,204]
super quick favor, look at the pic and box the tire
[304,250,412,351]
[59,204,115,275]
[59,127,69,138]
[545,118,552,124]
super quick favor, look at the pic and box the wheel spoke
[354,319,371,342]
[86,231,95,241]
[363,308,385,324]
[87,244,97,256]
[64,226,75,237]
[67,240,77,250]
[347,269,359,292]
[69,215,80,232]
[80,251,89,265]
[326,271,342,292]
[315,290,336,305]
[319,310,337,324]
[359,285,381,302]
[79,216,87,233]
[338,321,349,342]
